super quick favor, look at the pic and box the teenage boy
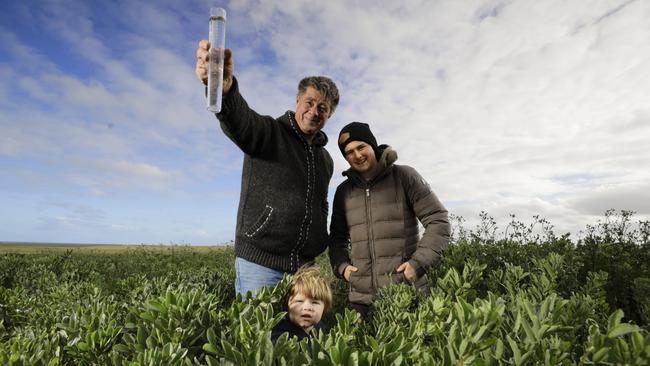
[329,122,450,318]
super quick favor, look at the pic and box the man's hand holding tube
[195,40,234,94]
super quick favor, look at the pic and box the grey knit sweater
[216,78,333,272]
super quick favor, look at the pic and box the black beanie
[338,122,379,157]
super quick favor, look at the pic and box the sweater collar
[343,145,398,187]
[282,111,329,147]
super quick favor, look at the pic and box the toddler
[271,266,332,342]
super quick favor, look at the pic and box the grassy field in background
[0,242,231,253]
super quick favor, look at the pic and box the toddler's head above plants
[286,266,332,333]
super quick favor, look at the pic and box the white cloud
[102,160,172,179]
[567,182,650,215]
[0,7,241,196]
[46,202,107,221]
[57,158,188,197]
[2,0,649,243]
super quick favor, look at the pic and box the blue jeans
[235,257,285,296]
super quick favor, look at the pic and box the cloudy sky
[1,0,648,244]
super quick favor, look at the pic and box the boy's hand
[343,265,358,282]
[396,262,417,283]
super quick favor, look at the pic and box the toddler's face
[288,292,324,333]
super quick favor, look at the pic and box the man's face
[343,140,378,176]
[295,87,331,139]
[288,292,324,333]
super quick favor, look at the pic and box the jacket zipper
[365,187,379,290]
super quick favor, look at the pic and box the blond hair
[289,266,333,312]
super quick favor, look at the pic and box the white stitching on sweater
[293,145,315,270]
[299,145,315,254]
[244,205,274,238]
[288,112,313,271]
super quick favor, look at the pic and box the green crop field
[1,211,649,365]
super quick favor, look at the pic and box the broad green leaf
[166,291,176,305]
[112,344,129,353]
[207,328,217,346]
[592,347,609,362]
[506,335,521,366]
[608,309,624,331]
[146,301,164,313]
[520,318,536,344]
[631,332,644,352]
[203,343,218,355]
[494,338,504,359]
[608,324,640,339]
[139,311,155,322]
[472,325,488,343]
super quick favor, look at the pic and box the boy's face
[288,292,324,333]
[343,140,378,177]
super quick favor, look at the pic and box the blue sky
[1,0,649,244]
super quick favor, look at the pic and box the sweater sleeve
[402,166,450,278]
[328,184,352,278]
[215,77,282,157]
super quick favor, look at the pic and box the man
[195,41,340,295]
[329,122,450,317]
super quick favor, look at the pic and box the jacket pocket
[395,272,407,284]
[349,272,373,294]
[384,271,406,285]
[349,270,363,290]
[244,205,274,238]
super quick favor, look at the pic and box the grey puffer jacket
[329,146,450,305]
[217,78,333,273]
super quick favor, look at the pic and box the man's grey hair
[297,76,340,115]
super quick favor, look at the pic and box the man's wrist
[223,77,233,93]
[204,77,234,97]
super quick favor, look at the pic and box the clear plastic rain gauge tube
[207,7,226,112]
